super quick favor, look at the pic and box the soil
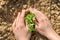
[0,0,60,40]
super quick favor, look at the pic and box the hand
[29,8,60,40]
[12,10,31,40]
[29,8,53,35]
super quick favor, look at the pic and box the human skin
[12,8,60,40]
[29,8,60,40]
[12,10,31,40]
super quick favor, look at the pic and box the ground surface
[0,0,60,40]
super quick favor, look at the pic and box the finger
[32,8,48,21]
[15,12,21,23]
[31,8,46,18]
[20,9,26,18]
[13,12,22,28]
[32,17,36,22]
[17,12,21,18]
[20,9,26,23]
[35,24,38,31]
[26,22,29,30]
[29,8,47,22]
[12,18,17,31]
[12,12,21,32]
[29,8,41,22]
[35,24,42,33]
[15,13,21,26]
[32,18,39,30]
[32,17,39,23]
[15,11,25,29]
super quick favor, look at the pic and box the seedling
[25,11,35,32]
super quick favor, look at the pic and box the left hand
[12,10,31,40]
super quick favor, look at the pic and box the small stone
[51,16,55,19]
[51,19,55,25]
[0,37,3,39]
[51,10,55,14]
[2,22,7,25]
[0,1,6,5]
[23,5,27,9]
[55,21,60,23]
[56,11,59,15]
[56,23,60,26]
[57,16,60,20]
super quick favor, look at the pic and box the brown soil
[0,0,60,40]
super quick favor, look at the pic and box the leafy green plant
[24,11,35,32]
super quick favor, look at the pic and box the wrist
[19,38,28,40]
[18,37,29,40]
[45,30,60,40]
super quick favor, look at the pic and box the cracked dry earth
[0,0,60,40]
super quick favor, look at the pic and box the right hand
[28,8,60,40]
[29,8,53,36]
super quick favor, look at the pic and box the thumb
[35,24,38,30]
[26,22,29,31]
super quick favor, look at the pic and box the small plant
[24,11,35,32]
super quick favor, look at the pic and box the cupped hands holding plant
[12,8,60,40]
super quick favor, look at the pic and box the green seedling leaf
[25,11,35,32]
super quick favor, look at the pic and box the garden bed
[0,0,60,40]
